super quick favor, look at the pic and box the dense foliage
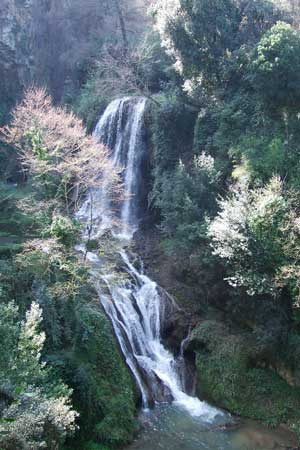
[0,301,78,450]
[146,0,300,432]
[150,0,300,306]
[208,177,300,300]
[0,90,136,450]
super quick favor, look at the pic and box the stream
[127,405,297,450]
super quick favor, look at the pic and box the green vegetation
[155,152,219,254]
[208,176,300,298]
[0,89,136,450]
[150,0,300,304]
[147,0,300,434]
[251,22,300,108]
[191,320,300,432]
[3,0,300,447]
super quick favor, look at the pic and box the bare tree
[27,0,150,100]
[0,88,122,214]
[90,42,160,104]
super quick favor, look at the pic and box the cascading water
[78,97,147,239]
[77,97,219,420]
[76,97,300,450]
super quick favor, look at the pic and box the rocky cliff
[0,0,34,122]
[0,0,150,121]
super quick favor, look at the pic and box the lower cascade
[77,96,219,420]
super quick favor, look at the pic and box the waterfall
[77,97,220,420]
[77,97,147,239]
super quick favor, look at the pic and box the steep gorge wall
[0,0,150,121]
[0,0,79,114]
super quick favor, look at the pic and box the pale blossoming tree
[1,88,122,215]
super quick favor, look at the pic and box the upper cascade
[77,96,147,240]
[77,96,220,420]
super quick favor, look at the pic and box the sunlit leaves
[251,22,300,107]
[208,176,300,301]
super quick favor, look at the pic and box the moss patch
[190,320,300,434]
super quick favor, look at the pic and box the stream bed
[127,404,298,450]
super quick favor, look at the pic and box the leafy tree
[208,176,300,303]
[1,389,77,450]
[157,153,220,253]
[250,21,300,108]
[0,302,19,385]
[0,182,34,254]
[16,302,47,387]
[49,215,82,248]
[151,97,197,175]
[153,0,283,88]
[153,0,239,86]
[0,302,77,450]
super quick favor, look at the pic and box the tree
[157,152,220,253]
[0,302,19,387]
[208,176,300,303]
[16,302,47,386]
[0,302,78,450]
[1,88,121,216]
[153,0,283,88]
[153,0,239,86]
[250,22,300,108]
[1,389,77,450]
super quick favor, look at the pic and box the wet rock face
[0,1,33,70]
[162,307,197,355]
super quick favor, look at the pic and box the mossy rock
[190,320,300,434]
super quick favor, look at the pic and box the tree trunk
[112,0,128,52]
